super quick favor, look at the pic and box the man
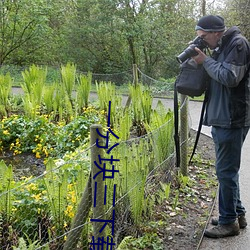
[192,15,250,238]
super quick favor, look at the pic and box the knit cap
[195,15,225,32]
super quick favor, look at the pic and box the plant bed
[117,130,217,250]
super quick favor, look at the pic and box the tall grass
[0,161,14,223]
[0,73,12,116]
[61,63,76,102]
[76,72,92,111]
[96,81,122,127]
[145,100,174,164]
[21,65,47,118]
[129,83,152,127]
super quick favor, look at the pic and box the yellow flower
[12,207,17,212]
[36,152,41,159]
[42,147,49,157]
[3,130,9,135]
[14,149,22,155]
[71,195,76,204]
[32,193,42,201]
[65,205,74,218]
[26,183,37,191]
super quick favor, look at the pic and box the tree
[220,0,250,39]
[0,0,48,65]
[66,0,199,78]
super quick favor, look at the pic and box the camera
[176,36,208,64]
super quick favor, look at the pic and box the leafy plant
[117,233,163,250]
[0,161,15,222]
[12,176,48,241]
[43,84,56,114]
[42,159,69,243]
[96,81,122,127]
[108,139,152,226]
[60,63,76,102]
[178,173,192,189]
[0,104,105,157]
[115,108,132,141]
[159,182,171,202]
[13,237,41,250]
[172,190,180,210]
[76,72,92,111]
[145,100,174,164]
[0,73,12,117]
[21,65,47,118]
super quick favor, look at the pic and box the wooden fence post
[90,124,106,239]
[63,175,92,250]
[125,64,138,109]
[133,63,138,86]
[180,94,188,176]
[63,124,105,249]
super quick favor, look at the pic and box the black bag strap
[174,81,180,168]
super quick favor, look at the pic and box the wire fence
[0,66,190,249]
[0,64,175,97]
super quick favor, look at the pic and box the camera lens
[176,45,198,63]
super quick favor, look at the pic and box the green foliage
[0,0,227,78]
[115,108,132,141]
[0,73,12,116]
[0,108,102,158]
[0,161,14,222]
[61,63,76,101]
[43,159,68,230]
[129,83,152,125]
[178,172,192,189]
[12,177,48,240]
[96,81,122,126]
[21,65,47,118]
[0,72,179,247]
[0,0,52,65]
[159,182,171,202]
[107,138,153,226]
[76,72,92,110]
[43,85,56,113]
[13,235,46,250]
[145,100,174,164]
[117,233,163,250]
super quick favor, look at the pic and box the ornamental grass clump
[96,81,122,127]
[76,72,92,111]
[60,63,76,103]
[21,65,47,118]
[0,73,12,117]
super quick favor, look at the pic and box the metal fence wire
[0,67,190,249]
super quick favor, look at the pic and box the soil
[0,152,45,180]
[159,130,217,250]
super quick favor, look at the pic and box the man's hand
[192,47,207,64]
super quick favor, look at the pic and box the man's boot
[211,214,247,229]
[204,222,240,238]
